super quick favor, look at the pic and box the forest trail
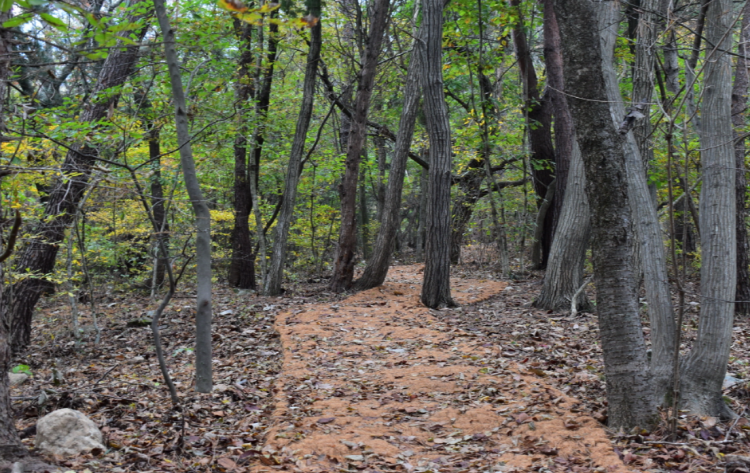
[252,265,628,473]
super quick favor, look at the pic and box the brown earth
[250,265,630,472]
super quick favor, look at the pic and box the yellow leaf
[218,0,248,12]
[236,11,262,24]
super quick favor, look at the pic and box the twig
[93,363,120,388]
[723,408,746,443]
[571,275,593,316]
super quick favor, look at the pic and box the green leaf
[0,0,14,13]
[11,364,32,376]
[40,13,68,32]
[3,13,32,28]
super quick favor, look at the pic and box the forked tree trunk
[420,0,455,308]
[7,6,151,353]
[598,1,676,405]
[355,24,423,290]
[681,0,737,418]
[555,0,657,430]
[329,0,391,292]
[534,142,591,312]
[732,1,750,316]
[265,1,322,296]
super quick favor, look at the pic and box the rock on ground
[8,372,28,386]
[35,408,104,457]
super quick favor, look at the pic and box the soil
[8,262,750,472]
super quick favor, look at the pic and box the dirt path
[252,266,629,473]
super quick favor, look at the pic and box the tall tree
[153,0,214,393]
[420,0,455,308]
[681,0,737,417]
[355,23,423,291]
[732,1,750,316]
[329,0,391,292]
[265,0,322,296]
[555,0,657,429]
[6,3,151,353]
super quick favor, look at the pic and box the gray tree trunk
[681,0,737,418]
[420,0,455,308]
[355,24,423,290]
[732,1,750,316]
[534,141,591,312]
[265,1,322,296]
[598,1,676,405]
[154,0,213,393]
[555,0,657,430]
[329,0,391,292]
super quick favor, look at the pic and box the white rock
[8,372,28,386]
[35,409,104,457]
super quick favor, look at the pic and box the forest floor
[10,260,750,472]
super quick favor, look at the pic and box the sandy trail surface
[251,266,629,472]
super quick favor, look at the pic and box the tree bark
[329,0,391,292]
[450,166,484,265]
[228,21,257,290]
[681,0,737,417]
[7,6,150,353]
[265,1,322,296]
[598,0,676,405]
[555,0,657,430]
[355,24,423,290]
[154,0,214,393]
[732,1,750,316]
[534,141,591,312]
[420,0,455,308]
[510,0,556,268]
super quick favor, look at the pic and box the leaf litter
[13,264,750,472]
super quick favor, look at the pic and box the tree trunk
[598,0,676,405]
[732,1,750,316]
[511,0,556,268]
[420,0,455,308]
[265,1,322,296]
[555,0,657,430]
[228,22,257,290]
[0,11,28,463]
[329,0,391,292]
[355,25,423,290]
[543,0,572,228]
[154,0,214,393]
[8,6,150,353]
[450,167,484,265]
[681,0,737,417]
[534,141,591,312]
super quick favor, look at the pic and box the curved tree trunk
[732,1,750,316]
[329,0,391,293]
[265,3,322,296]
[154,0,214,393]
[599,1,676,405]
[8,7,151,353]
[681,0,737,417]
[420,0,455,308]
[534,142,591,312]
[556,0,656,430]
[355,24,423,290]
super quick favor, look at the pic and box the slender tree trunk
[681,0,736,417]
[329,0,391,292]
[598,1,676,405]
[732,1,750,316]
[534,142,591,311]
[355,24,423,290]
[511,0,556,268]
[555,0,657,430]
[228,21,257,290]
[543,0,572,228]
[265,1,322,296]
[7,6,150,353]
[154,0,213,393]
[420,0,455,308]
[450,167,484,265]
[0,10,27,463]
